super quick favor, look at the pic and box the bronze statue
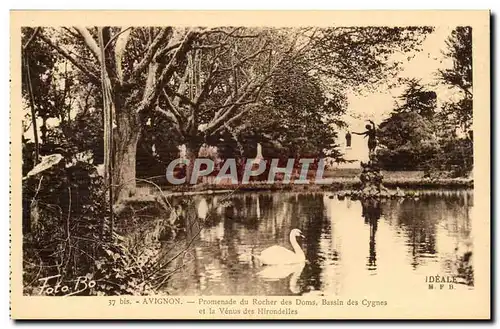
[352,120,377,157]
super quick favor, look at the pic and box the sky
[337,26,457,166]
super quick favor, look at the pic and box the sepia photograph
[10,10,490,320]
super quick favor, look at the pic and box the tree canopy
[438,26,473,133]
[22,25,435,199]
[377,26,473,176]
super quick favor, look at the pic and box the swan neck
[290,234,305,260]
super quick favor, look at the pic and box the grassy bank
[324,169,473,189]
[134,170,473,198]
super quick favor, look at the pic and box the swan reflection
[257,262,305,294]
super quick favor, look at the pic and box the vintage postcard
[10,10,490,319]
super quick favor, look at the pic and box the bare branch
[137,29,200,114]
[22,27,40,50]
[62,27,82,40]
[218,42,269,72]
[206,59,275,135]
[191,43,231,106]
[130,27,173,82]
[159,29,200,82]
[211,102,256,136]
[38,32,99,83]
[204,28,261,39]
[155,106,183,136]
[172,67,190,108]
[219,79,252,109]
[114,27,132,84]
[79,84,94,115]
[205,82,260,134]
[74,26,102,63]
[162,88,184,121]
[193,66,218,107]
[192,44,227,50]
[67,49,95,62]
[105,26,132,50]
[165,85,196,108]
[155,41,182,58]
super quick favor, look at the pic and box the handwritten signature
[38,274,96,296]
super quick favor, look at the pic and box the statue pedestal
[335,154,410,200]
[358,160,388,197]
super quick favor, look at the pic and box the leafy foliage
[136,114,182,179]
[377,112,440,170]
[22,158,189,296]
[377,27,473,177]
[394,78,437,119]
[434,136,473,177]
[308,26,434,90]
[438,26,473,133]
[439,27,472,93]
[22,160,107,295]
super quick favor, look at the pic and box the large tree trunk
[112,110,141,203]
[184,141,201,185]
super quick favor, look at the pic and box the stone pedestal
[357,158,391,198]
[338,154,408,200]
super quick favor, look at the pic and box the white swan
[254,229,306,265]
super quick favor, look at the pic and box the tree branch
[79,84,94,115]
[130,27,173,82]
[193,66,218,107]
[38,32,99,84]
[215,79,252,116]
[205,82,261,134]
[211,103,256,136]
[155,106,183,136]
[191,42,231,107]
[172,66,190,108]
[106,26,132,50]
[74,26,102,63]
[114,27,132,84]
[158,29,200,84]
[218,42,269,72]
[164,85,196,108]
[22,27,40,50]
[62,27,82,40]
[136,29,200,114]
[155,41,182,58]
[204,29,261,39]
[162,88,184,122]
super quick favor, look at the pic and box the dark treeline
[377,27,473,177]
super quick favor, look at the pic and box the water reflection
[361,198,381,271]
[164,190,474,295]
[257,263,305,294]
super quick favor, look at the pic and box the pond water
[163,190,474,296]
